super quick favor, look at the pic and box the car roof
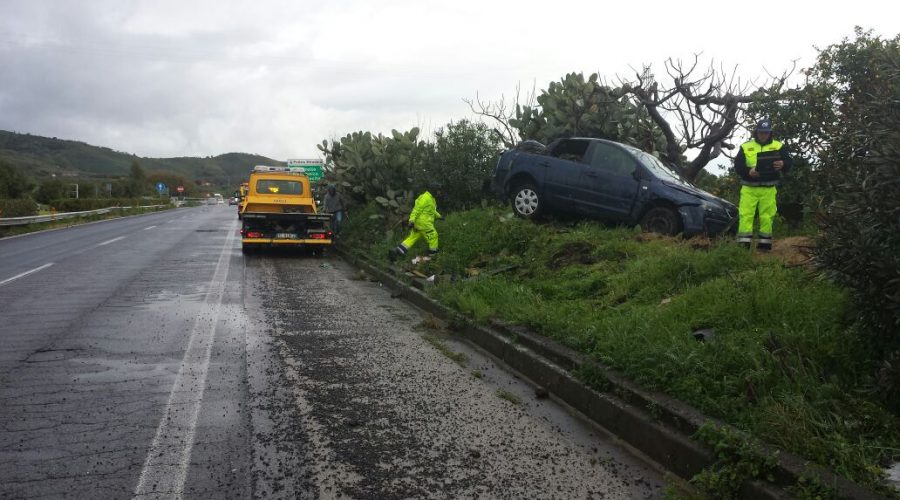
[560,137,628,147]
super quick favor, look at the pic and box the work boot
[757,242,772,252]
[389,246,408,262]
[739,241,751,250]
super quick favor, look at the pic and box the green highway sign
[287,158,324,183]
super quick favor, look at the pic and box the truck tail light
[310,233,326,239]
[245,231,263,238]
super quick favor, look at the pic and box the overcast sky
[1,0,897,161]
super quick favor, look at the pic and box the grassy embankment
[341,204,899,496]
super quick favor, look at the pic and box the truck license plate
[276,233,298,239]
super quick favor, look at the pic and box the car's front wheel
[511,183,543,219]
[640,207,681,236]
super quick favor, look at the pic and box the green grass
[421,333,467,366]
[341,205,900,494]
[496,389,522,405]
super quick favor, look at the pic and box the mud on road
[244,252,666,499]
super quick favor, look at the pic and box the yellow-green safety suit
[400,191,441,253]
[734,138,791,248]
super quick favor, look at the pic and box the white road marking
[134,222,236,499]
[0,263,54,287]
[96,236,125,247]
[144,225,157,230]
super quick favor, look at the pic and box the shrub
[0,197,38,217]
[49,198,146,211]
[0,160,35,199]
[812,31,900,403]
[426,120,502,211]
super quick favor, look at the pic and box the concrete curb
[336,246,883,500]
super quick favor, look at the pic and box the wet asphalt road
[0,206,666,499]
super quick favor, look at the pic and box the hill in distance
[0,130,286,186]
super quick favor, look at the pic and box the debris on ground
[692,328,716,342]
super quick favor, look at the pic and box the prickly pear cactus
[317,127,428,216]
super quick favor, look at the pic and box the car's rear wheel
[641,207,681,236]
[511,183,543,219]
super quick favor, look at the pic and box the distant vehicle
[206,197,218,206]
[489,138,737,236]
[228,197,239,206]
[240,166,333,252]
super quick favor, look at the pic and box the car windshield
[627,148,692,185]
[256,179,303,195]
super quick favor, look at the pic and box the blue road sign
[156,182,166,193]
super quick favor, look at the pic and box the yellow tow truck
[239,166,333,253]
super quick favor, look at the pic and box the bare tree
[464,82,536,149]
[621,55,794,180]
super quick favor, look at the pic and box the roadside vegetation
[342,204,899,494]
[328,30,900,496]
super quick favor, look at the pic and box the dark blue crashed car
[489,138,737,236]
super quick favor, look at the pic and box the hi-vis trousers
[737,185,776,249]
[399,223,439,254]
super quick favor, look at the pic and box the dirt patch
[548,241,596,269]
[767,236,814,266]
[633,232,670,243]
[687,237,716,251]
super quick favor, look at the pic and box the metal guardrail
[0,205,167,227]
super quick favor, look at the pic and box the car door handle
[538,162,550,167]
[584,172,598,177]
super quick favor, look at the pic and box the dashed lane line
[95,236,126,247]
[0,263,54,287]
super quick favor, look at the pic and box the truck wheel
[511,183,543,219]
[640,207,682,236]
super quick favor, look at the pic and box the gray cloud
[1,0,896,160]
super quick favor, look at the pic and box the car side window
[549,140,590,164]
[587,143,637,176]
